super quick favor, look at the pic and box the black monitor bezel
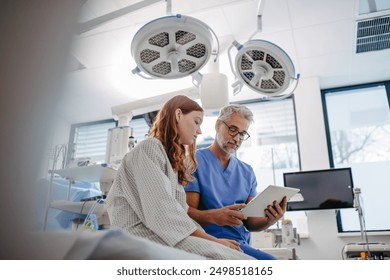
[283,167,355,211]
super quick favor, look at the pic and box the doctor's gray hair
[217,104,254,125]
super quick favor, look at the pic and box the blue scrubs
[186,148,276,260]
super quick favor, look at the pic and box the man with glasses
[185,104,286,260]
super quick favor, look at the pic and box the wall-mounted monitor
[283,168,354,211]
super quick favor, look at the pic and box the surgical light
[131,14,219,87]
[228,0,299,100]
[228,39,299,99]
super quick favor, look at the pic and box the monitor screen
[283,168,354,211]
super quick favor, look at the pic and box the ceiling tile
[288,0,356,29]
[299,51,352,80]
[71,31,124,68]
[293,19,355,59]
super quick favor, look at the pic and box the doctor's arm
[243,196,287,231]
[186,192,247,227]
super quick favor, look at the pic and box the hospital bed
[26,229,205,260]
[28,178,204,260]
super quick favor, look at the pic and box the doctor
[185,104,287,260]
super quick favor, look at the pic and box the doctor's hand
[211,204,247,226]
[264,196,287,226]
[217,238,243,252]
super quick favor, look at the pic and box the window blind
[71,121,116,164]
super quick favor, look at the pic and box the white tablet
[241,185,300,217]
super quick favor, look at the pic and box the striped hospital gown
[106,137,254,260]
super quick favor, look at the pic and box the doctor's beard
[216,132,240,155]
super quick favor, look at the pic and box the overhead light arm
[111,87,200,126]
[77,0,162,34]
[166,0,173,15]
[366,0,377,13]
[248,0,266,39]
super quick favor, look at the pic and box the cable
[83,200,99,230]
[76,200,87,230]
[83,198,105,231]
[43,143,67,231]
[341,244,347,260]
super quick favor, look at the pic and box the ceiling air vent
[356,15,390,53]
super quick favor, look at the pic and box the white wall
[294,76,329,171]
[292,77,390,259]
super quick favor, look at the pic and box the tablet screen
[241,185,300,217]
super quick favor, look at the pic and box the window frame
[321,80,390,234]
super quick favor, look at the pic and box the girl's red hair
[149,95,203,186]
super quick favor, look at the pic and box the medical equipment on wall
[281,219,294,245]
[105,126,136,166]
[341,187,390,260]
[344,187,373,259]
[353,187,368,244]
[227,0,300,100]
[262,219,300,248]
[128,132,136,150]
[343,243,390,260]
[69,157,92,168]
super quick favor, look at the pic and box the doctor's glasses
[221,121,250,141]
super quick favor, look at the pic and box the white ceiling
[58,0,390,124]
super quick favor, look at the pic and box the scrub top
[186,148,257,244]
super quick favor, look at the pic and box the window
[322,81,390,233]
[237,99,300,189]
